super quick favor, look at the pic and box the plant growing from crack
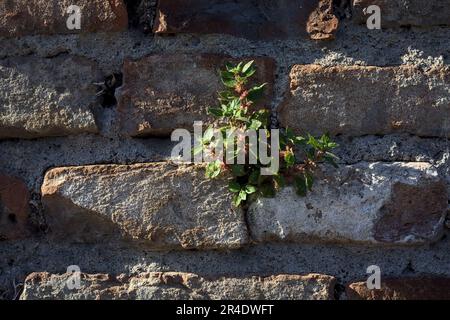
[197,60,339,207]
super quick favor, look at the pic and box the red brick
[279,65,450,138]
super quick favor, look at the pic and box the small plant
[197,60,338,207]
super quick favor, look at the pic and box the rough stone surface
[20,272,335,300]
[0,0,128,38]
[352,0,450,28]
[41,163,247,250]
[153,0,338,40]
[279,65,450,138]
[0,174,30,240]
[0,11,449,301]
[248,162,448,245]
[347,277,450,300]
[118,54,275,136]
[0,55,101,139]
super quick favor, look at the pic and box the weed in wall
[197,60,339,207]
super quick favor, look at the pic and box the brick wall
[0,0,449,300]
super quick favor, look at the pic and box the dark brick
[154,0,338,40]
[0,174,30,240]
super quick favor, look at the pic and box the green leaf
[238,190,247,201]
[233,194,243,207]
[230,164,246,177]
[205,160,222,179]
[304,172,314,191]
[242,62,256,78]
[225,63,234,72]
[244,68,256,78]
[221,70,233,78]
[307,134,321,150]
[324,152,339,168]
[281,127,304,146]
[235,116,249,122]
[208,107,223,117]
[245,185,257,194]
[285,127,295,138]
[236,62,244,73]
[230,98,241,111]
[328,142,338,149]
[294,176,307,197]
[222,79,236,88]
[284,151,295,168]
[249,119,262,130]
[242,60,254,74]
[220,70,234,81]
[252,109,269,127]
[221,70,236,88]
[219,91,235,103]
[222,103,234,117]
[229,181,241,193]
[247,83,266,101]
[248,170,260,185]
[294,135,306,145]
[318,134,338,150]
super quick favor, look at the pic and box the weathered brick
[0,0,128,38]
[353,0,450,28]
[41,163,248,250]
[279,65,450,138]
[154,0,338,40]
[347,277,450,300]
[0,174,30,240]
[0,55,101,139]
[20,272,336,300]
[248,162,448,245]
[118,54,275,137]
